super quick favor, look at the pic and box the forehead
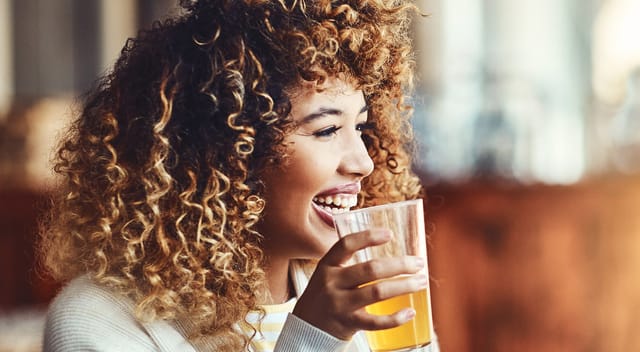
[288,77,362,105]
[288,72,361,97]
[286,81,365,125]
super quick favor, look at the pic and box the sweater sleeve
[274,313,352,352]
[43,276,158,352]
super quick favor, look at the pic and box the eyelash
[312,122,375,138]
[313,126,341,137]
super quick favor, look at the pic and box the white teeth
[313,193,357,211]
[320,205,347,214]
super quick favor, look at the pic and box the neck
[261,256,293,305]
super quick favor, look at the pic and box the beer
[364,288,431,351]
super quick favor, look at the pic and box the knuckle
[342,234,359,252]
[360,320,377,331]
[343,230,371,252]
[404,257,416,270]
[350,309,370,328]
[363,261,381,277]
[346,312,361,327]
[334,237,350,254]
[359,314,390,331]
[377,318,394,330]
[370,284,386,301]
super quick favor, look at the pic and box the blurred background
[1,0,640,351]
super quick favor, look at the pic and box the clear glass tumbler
[333,199,434,352]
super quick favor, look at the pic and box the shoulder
[43,275,157,352]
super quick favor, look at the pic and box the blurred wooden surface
[2,176,640,351]
[426,176,640,352]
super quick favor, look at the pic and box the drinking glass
[333,199,434,352]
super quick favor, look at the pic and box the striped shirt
[242,298,297,352]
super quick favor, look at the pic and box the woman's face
[258,78,374,260]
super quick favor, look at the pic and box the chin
[295,231,336,260]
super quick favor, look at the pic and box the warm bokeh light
[593,0,640,105]
[415,0,590,184]
[0,0,12,119]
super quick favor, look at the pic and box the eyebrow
[299,104,369,124]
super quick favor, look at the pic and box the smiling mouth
[311,193,358,228]
[312,194,358,214]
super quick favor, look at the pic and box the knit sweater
[43,263,438,351]
[43,262,368,352]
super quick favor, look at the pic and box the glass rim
[332,198,424,219]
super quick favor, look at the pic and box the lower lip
[311,202,338,229]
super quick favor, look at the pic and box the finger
[336,256,425,288]
[321,228,391,266]
[351,274,429,309]
[352,307,417,331]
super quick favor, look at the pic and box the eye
[313,125,342,138]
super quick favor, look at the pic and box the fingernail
[404,308,416,321]
[373,228,391,240]
[413,257,425,269]
[415,274,428,288]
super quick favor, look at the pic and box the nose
[338,132,374,178]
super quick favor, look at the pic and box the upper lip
[315,182,361,197]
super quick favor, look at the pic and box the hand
[292,228,428,340]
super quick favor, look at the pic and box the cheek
[266,137,339,198]
[285,152,334,191]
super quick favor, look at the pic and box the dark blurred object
[426,175,640,352]
[0,189,58,308]
[0,98,66,310]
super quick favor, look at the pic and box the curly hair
[39,0,422,348]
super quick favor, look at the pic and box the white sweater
[43,264,438,351]
[43,266,367,351]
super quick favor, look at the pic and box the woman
[40,0,436,350]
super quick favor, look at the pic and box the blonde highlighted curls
[39,0,422,349]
